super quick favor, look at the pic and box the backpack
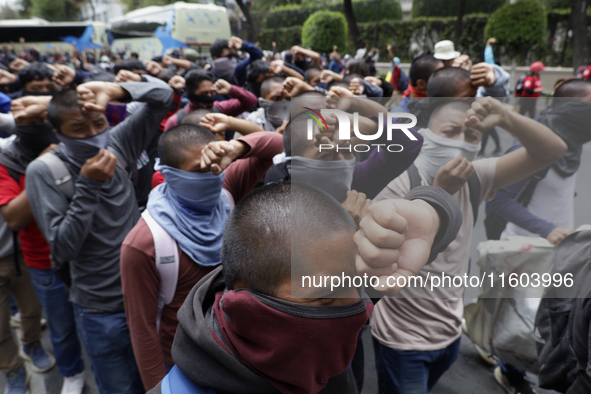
[407,163,481,225]
[534,227,591,392]
[514,74,526,97]
[484,166,550,240]
[141,210,179,333]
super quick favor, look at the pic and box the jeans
[28,268,84,377]
[73,304,144,394]
[498,359,526,381]
[373,336,461,394]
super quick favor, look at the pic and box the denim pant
[28,268,85,378]
[373,336,461,394]
[73,304,144,394]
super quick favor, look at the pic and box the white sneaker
[61,371,85,394]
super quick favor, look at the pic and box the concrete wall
[375,62,575,94]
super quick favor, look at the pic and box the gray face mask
[290,156,356,203]
[212,57,237,81]
[259,98,290,128]
[55,127,111,168]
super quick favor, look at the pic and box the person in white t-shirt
[364,98,566,394]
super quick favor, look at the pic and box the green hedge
[411,0,506,18]
[302,11,348,53]
[254,0,402,30]
[258,14,488,60]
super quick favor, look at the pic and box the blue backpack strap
[162,365,215,394]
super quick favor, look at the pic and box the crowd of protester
[0,33,590,394]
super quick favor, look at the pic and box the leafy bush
[255,0,402,30]
[484,0,547,55]
[411,0,505,18]
[301,11,348,53]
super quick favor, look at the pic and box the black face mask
[187,92,216,105]
[15,123,58,157]
[22,89,61,97]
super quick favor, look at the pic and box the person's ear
[416,79,427,93]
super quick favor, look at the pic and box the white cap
[433,40,461,61]
[100,55,111,63]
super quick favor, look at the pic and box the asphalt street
[3,123,590,394]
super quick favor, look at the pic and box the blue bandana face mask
[160,165,225,215]
[55,127,111,168]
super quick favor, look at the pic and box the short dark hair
[246,59,270,83]
[553,78,591,98]
[210,39,229,58]
[113,60,146,75]
[182,108,213,126]
[304,66,321,83]
[19,62,54,86]
[130,52,139,58]
[427,67,471,97]
[221,181,355,296]
[260,75,285,99]
[158,124,216,169]
[346,59,369,77]
[152,56,163,63]
[409,54,443,88]
[47,89,80,131]
[185,69,215,93]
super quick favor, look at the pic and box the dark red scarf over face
[213,289,373,394]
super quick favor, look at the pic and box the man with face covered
[148,181,463,394]
[246,76,290,131]
[24,77,173,393]
[267,93,423,201]
[209,36,263,87]
[370,98,567,393]
[164,70,257,132]
[8,62,59,99]
[121,125,282,390]
[0,98,86,394]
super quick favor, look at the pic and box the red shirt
[582,66,591,80]
[522,75,542,98]
[0,165,51,270]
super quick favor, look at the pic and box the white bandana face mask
[413,128,481,185]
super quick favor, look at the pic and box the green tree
[302,10,348,53]
[484,0,547,56]
[22,0,81,20]
[411,0,505,18]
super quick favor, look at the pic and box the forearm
[0,191,33,231]
[404,186,463,264]
[171,58,191,69]
[501,109,565,162]
[281,65,304,80]
[350,116,379,146]
[488,186,556,237]
[228,117,263,135]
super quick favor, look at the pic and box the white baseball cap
[433,40,461,61]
